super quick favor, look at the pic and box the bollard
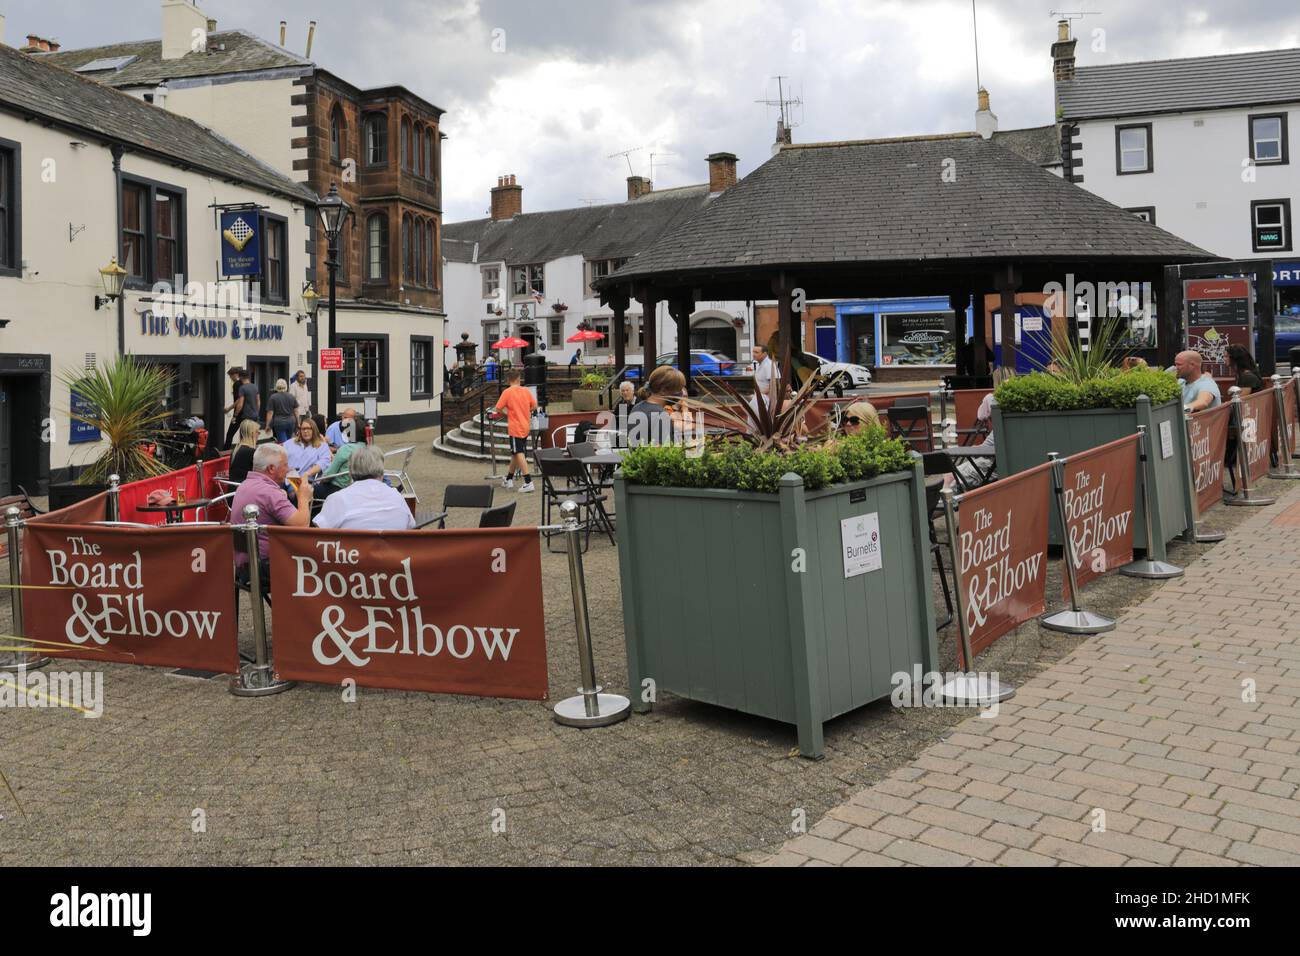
[1120,427,1184,579]
[938,488,1015,707]
[229,504,295,697]
[1180,417,1226,544]
[1223,387,1275,507]
[1,507,50,670]
[1267,375,1300,480]
[107,473,121,523]
[1040,453,1116,634]
[553,500,630,727]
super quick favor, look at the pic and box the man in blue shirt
[1173,350,1221,412]
[325,408,357,451]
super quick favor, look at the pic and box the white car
[813,357,872,389]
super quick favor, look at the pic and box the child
[492,368,537,492]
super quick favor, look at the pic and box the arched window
[400,118,411,171]
[367,213,388,280]
[413,123,424,176]
[402,214,412,283]
[330,104,344,163]
[424,129,433,181]
[364,114,387,166]
[425,220,435,288]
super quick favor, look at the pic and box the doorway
[246,356,289,418]
[516,325,537,357]
[814,318,837,361]
[0,373,46,496]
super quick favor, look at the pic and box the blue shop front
[832,297,974,369]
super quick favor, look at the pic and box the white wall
[1075,103,1300,260]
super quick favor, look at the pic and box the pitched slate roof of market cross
[1057,47,1300,121]
[604,132,1214,286]
[0,43,317,204]
[442,184,714,266]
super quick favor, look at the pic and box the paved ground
[2,423,1296,865]
[767,485,1300,867]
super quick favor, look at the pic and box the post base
[553,692,631,728]
[1267,467,1300,480]
[1186,529,1227,543]
[939,673,1016,707]
[1224,493,1276,507]
[228,663,295,697]
[1120,559,1184,579]
[0,653,51,670]
[1040,608,1116,634]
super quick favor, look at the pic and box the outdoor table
[414,509,449,530]
[944,443,997,486]
[135,499,214,525]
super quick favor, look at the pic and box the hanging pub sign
[69,387,101,445]
[219,209,261,277]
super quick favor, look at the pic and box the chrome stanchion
[229,504,295,697]
[1121,426,1184,579]
[1040,453,1116,634]
[107,473,121,523]
[1267,375,1300,479]
[1224,387,1275,507]
[938,488,1015,706]
[1181,417,1226,544]
[553,500,630,727]
[2,507,50,670]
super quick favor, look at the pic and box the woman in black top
[626,366,686,448]
[1226,345,1264,395]
[228,420,259,483]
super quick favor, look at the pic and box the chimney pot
[706,152,738,193]
[490,175,523,221]
[975,88,997,139]
[1057,19,1070,42]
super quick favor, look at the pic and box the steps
[432,413,515,461]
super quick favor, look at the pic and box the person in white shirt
[749,344,779,417]
[313,445,416,531]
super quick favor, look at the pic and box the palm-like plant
[1033,314,1132,384]
[680,354,832,453]
[61,355,176,484]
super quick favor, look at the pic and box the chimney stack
[280,20,287,47]
[306,20,316,59]
[0,15,7,47]
[162,0,209,60]
[22,34,60,52]
[1051,19,1077,83]
[153,81,170,110]
[490,175,523,221]
[975,88,998,139]
[707,152,738,193]
[627,176,652,201]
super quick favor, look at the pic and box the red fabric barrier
[1238,391,1275,484]
[1187,403,1232,515]
[26,491,109,527]
[1058,435,1138,599]
[117,457,230,525]
[953,389,993,435]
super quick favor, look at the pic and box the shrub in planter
[572,370,611,411]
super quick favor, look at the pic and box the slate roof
[0,43,317,204]
[443,184,712,265]
[1058,48,1300,121]
[37,30,310,88]
[606,133,1215,286]
[990,125,1062,168]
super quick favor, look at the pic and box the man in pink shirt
[230,443,313,586]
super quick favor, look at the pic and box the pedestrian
[314,445,416,531]
[222,367,243,448]
[234,368,261,434]
[570,348,581,367]
[229,443,313,589]
[325,408,358,451]
[265,378,298,443]
[491,368,537,492]
[749,344,779,417]
[289,369,311,420]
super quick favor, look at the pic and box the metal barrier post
[1181,417,1226,544]
[1041,453,1116,634]
[1120,426,1184,579]
[1267,375,1300,479]
[553,500,630,727]
[229,504,295,697]
[2,507,50,670]
[937,488,1015,707]
[1224,387,1275,507]
[107,473,121,523]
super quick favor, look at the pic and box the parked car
[625,350,738,378]
[812,355,873,389]
[1270,311,1300,366]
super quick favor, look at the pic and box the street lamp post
[316,183,352,426]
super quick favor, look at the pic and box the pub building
[0,41,315,493]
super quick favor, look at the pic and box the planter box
[571,389,608,412]
[991,396,1191,559]
[614,461,938,758]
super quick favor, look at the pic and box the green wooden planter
[991,395,1191,560]
[614,460,939,759]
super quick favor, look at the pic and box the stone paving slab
[767,485,1300,866]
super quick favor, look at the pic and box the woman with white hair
[313,445,416,531]
[265,377,299,443]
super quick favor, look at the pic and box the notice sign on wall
[840,512,882,578]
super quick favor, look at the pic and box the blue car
[624,350,738,379]
[1254,311,1300,363]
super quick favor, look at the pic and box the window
[401,214,412,283]
[425,221,435,289]
[260,214,287,305]
[511,263,544,297]
[340,338,386,398]
[1126,206,1156,225]
[120,176,186,286]
[400,118,411,171]
[880,312,957,366]
[481,266,500,298]
[424,129,434,182]
[549,318,563,348]
[484,322,500,354]
[1252,199,1292,252]
[586,257,628,292]
[367,213,389,280]
[410,337,434,397]
[0,139,18,276]
[365,114,388,166]
[1249,113,1289,165]
[1115,124,1153,174]
[330,105,343,164]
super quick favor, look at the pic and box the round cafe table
[135,499,213,525]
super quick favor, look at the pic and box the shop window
[880,312,956,366]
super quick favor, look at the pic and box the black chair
[537,456,614,552]
[893,395,931,408]
[478,501,517,528]
[922,450,969,494]
[887,404,934,452]
[924,480,954,630]
[440,483,494,529]
[567,441,596,459]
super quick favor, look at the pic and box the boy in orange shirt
[492,368,538,492]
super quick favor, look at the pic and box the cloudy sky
[5,1,1299,221]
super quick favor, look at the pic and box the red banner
[954,462,1052,668]
[266,527,548,699]
[117,457,231,525]
[26,492,108,527]
[1187,403,1233,515]
[1059,435,1138,599]
[21,524,240,672]
[1238,390,1275,484]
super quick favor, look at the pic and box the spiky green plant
[61,355,176,484]
[1031,314,1132,384]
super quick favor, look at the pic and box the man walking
[492,368,537,492]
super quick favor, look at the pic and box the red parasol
[566,329,606,343]
[491,336,530,350]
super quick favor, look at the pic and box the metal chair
[440,484,495,529]
[567,441,596,459]
[922,451,969,494]
[924,480,954,630]
[478,501,517,528]
[887,404,934,452]
[550,424,578,448]
[383,446,418,502]
[536,456,614,552]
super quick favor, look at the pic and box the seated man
[325,408,358,451]
[1173,350,1221,412]
[229,443,313,585]
[314,445,416,531]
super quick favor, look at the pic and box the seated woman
[283,417,331,482]
[228,419,259,483]
[839,400,880,435]
[314,439,360,500]
[626,366,687,448]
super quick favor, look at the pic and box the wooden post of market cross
[994,264,1021,375]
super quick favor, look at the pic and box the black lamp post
[316,182,352,425]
